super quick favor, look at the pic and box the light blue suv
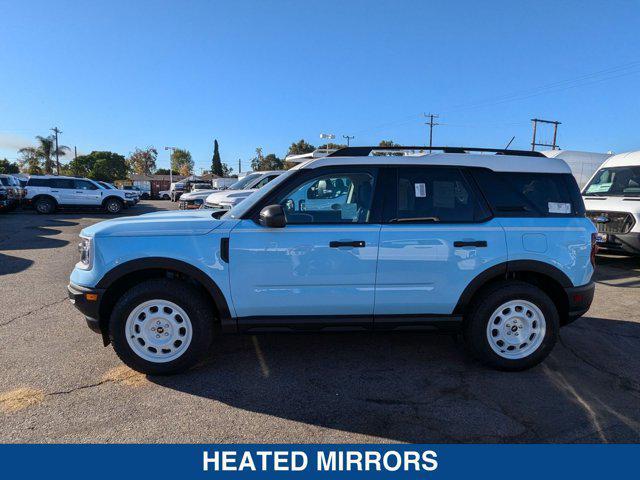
[68,146,597,375]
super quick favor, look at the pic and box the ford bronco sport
[68,146,596,375]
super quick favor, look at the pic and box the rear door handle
[454,240,488,248]
[330,240,365,248]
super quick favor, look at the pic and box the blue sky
[1,0,639,173]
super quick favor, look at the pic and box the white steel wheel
[125,299,193,363]
[486,299,546,360]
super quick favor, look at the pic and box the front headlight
[125,192,136,198]
[77,236,93,270]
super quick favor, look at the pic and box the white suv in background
[203,171,285,210]
[25,176,133,214]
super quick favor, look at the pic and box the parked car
[158,190,171,200]
[98,181,139,206]
[203,171,285,210]
[169,182,185,202]
[0,174,20,213]
[582,150,640,255]
[0,174,21,211]
[190,182,212,192]
[68,146,596,375]
[122,185,148,200]
[25,175,133,214]
[178,189,219,210]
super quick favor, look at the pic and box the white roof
[600,150,640,168]
[296,152,572,174]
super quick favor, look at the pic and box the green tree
[221,163,233,177]
[155,168,179,176]
[17,147,43,174]
[211,139,223,176]
[127,147,158,175]
[170,148,194,176]
[250,148,283,171]
[287,139,315,156]
[0,158,20,174]
[318,142,346,150]
[374,140,402,156]
[66,151,127,182]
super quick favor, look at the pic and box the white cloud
[0,132,34,151]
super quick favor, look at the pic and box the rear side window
[27,178,50,187]
[394,167,489,223]
[50,178,75,189]
[471,169,585,217]
[74,179,98,190]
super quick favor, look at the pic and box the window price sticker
[548,202,571,214]
[415,183,427,198]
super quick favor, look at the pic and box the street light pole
[342,135,354,146]
[164,146,177,184]
[319,133,335,154]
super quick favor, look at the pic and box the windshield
[584,166,640,197]
[222,170,296,219]
[98,182,114,189]
[228,173,262,190]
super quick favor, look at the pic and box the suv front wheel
[109,279,214,375]
[464,281,559,371]
[35,196,56,214]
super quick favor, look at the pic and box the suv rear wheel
[109,279,214,375]
[464,281,559,371]
[104,197,123,214]
[35,196,55,214]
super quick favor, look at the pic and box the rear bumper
[596,232,640,255]
[68,283,105,333]
[564,281,595,322]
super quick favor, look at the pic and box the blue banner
[0,444,637,479]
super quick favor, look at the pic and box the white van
[583,151,640,255]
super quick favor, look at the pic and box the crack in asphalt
[0,297,68,327]
[558,334,640,397]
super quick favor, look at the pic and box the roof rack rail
[327,146,545,158]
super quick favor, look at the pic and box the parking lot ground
[1,201,639,443]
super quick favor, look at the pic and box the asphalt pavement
[1,201,639,443]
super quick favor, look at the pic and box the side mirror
[259,204,286,228]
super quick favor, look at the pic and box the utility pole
[51,127,62,175]
[530,118,561,151]
[342,135,355,146]
[424,114,439,148]
[238,158,241,174]
[74,146,77,160]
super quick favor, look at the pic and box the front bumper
[595,232,640,255]
[564,281,595,323]
[68,283,105,333]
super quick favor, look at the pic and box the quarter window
[395,167,485,223]
[275,172,374,224]
[74,179,98,190]
[471,170,584,217]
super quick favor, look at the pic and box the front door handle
[330,240,365,248]
[454,240,488,248]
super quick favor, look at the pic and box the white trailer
[542,150,612,188]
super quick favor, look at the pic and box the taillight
[590,233,598,267]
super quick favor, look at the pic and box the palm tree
[35,134,70,174]
[35,135,55,174]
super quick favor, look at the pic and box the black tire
[162,194,170,200]
[463,281,559,371]
[35,196,55,214]
[109,278,214,375]
[104,197,123,214]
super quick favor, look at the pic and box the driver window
[276,172,374,224]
